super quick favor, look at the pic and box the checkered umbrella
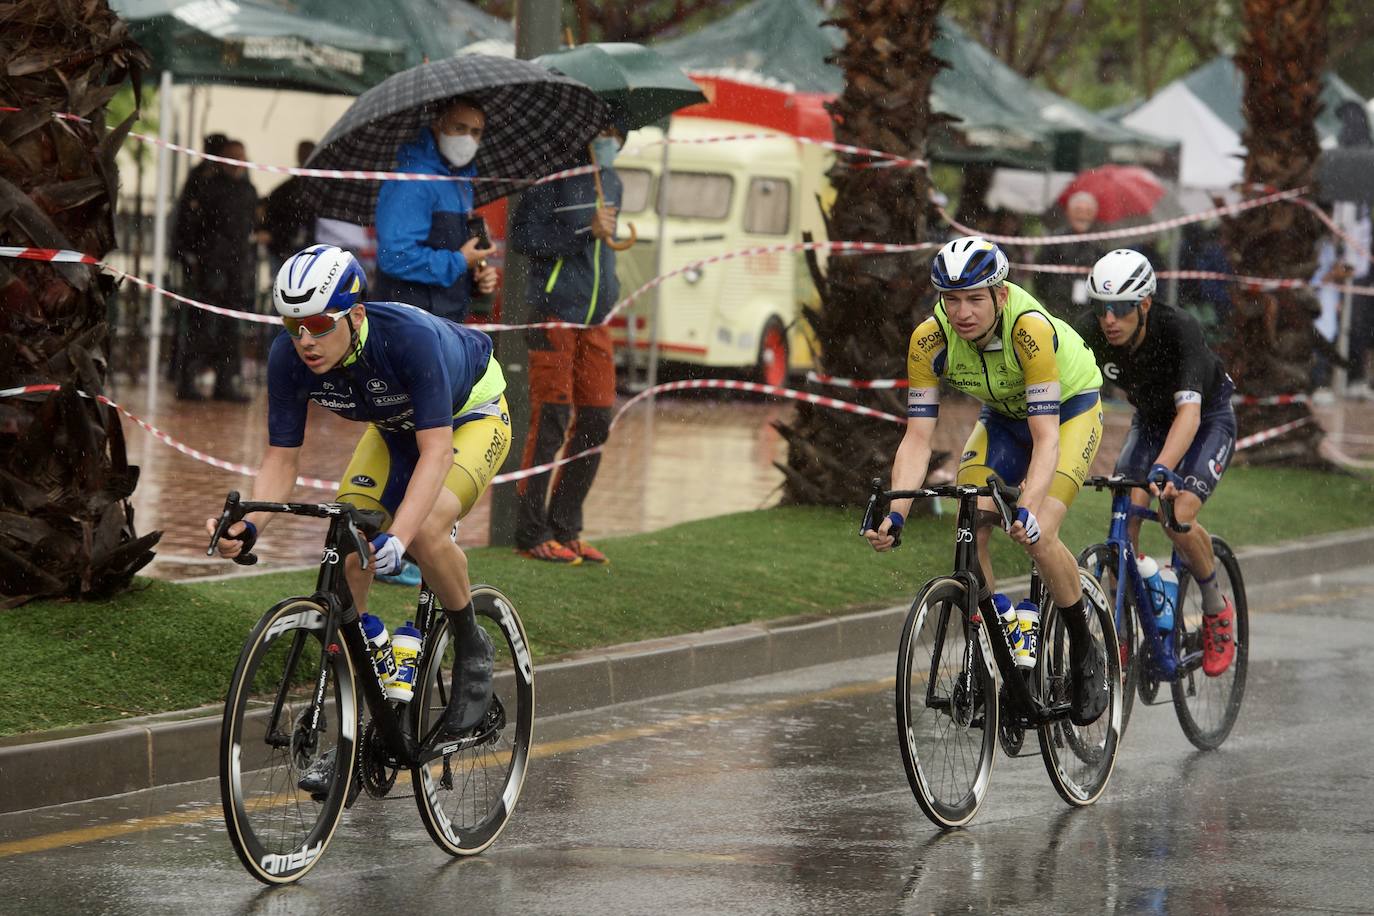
[306,54,610,224]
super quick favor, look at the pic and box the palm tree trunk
[0,0,160,607]
[1221,0,1330,465]
[777,0,948,507]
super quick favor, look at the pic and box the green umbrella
[536,43,706,132]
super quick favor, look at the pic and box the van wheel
[754,318,789,388]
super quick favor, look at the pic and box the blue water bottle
[1157,566,1178,632]
[1136,556,1171,629]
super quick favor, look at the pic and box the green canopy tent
[279,0,512,69]
[111,0,410,408]
[654,0,1176,173]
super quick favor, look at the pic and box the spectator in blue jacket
[374,97,498,323]
[506,117,627,565]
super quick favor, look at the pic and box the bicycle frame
[210,493,470,772]
[1090,478,1209,681]
[866,480,1061,727]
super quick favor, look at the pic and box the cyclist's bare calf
[1126,486,1216,580]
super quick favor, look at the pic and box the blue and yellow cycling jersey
[906,282,1102,420]
[267,300,505,448]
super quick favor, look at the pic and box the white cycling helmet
[1087,249,1156,302]
[930,236,1010,291]
[273,244,366,318]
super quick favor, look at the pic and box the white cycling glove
[370,533,407,576]
[1006,506,1041,545]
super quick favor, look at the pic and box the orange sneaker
[516,540,582,564]
[567,539,608,565]
[1201,599,1236,676]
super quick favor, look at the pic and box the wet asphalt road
[3,566,1373,915]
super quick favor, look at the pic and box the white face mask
[438,134,478,167]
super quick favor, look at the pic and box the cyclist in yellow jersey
[864,236,1109,725]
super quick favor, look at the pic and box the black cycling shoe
[297,748,336,801]
[437,625,494,739]
[1070,642,1110,727]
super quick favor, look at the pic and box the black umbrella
[306,54,610,224]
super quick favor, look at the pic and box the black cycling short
[1115,401,1236,502]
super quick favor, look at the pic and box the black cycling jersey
[1074,303,1231,430]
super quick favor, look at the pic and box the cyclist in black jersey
[1075,249,1237,676]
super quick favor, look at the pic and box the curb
[3,527,1371,814]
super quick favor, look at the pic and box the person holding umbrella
[508,109,631,564]
[303,54,610,583]
[373,97,500,325]
[506,42,706,565]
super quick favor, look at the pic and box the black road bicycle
[863,477,1122,829]
[1078,475,1247,748]
[208,492,534,884]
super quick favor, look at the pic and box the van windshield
[659,172,733,220]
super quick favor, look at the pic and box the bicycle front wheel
[1171,538,1248,750]
[1079,542,1139,737]
[896,577,997,829]
[412,585,534,856]
[220,598,358,885]
[1037,568,1121,807]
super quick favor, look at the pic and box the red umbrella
[1056,165,1166,224]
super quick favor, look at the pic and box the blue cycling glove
[370,533,407,576]
[1148,463,1183,490]
[1006,506,1041,545]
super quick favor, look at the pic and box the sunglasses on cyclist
[282,310,349,339]
[1091,299,1137,319]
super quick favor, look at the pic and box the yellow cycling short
[957,390,1102,507]
[335,395,511,527]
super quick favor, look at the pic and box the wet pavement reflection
[2,566,1371,913]
[110,375,1374,580]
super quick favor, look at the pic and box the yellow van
[609,113,833,386]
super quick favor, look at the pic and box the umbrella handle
[607,223,637,252]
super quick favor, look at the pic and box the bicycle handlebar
[206,491,386,567]
[860,475,1023,548]
[1082,475,1192,533]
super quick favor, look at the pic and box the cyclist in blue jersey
[206,245,512,754]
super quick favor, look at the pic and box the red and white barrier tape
[806,372,1315,409]
[1235,416,1313,450]
[627,133,927,169]
[0,377,902,495]
[941,187,1308,247]
[1013,261,1374,296]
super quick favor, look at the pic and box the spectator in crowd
[1034,191,1107,316]
[1333,100,1374,399]
[171,135,258,402]
[506,117,628,565]
[374,97,497,323]
[261,140,317,277]
[1311,234,1350,403]
[1178,221,1234,340]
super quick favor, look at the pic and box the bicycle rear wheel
[896,577,997,829]
[413,585,534,856]
[220,598,357,884]
[1171,538,1248,750]
[1037,568,1121,807]
[1079,542,1139,737]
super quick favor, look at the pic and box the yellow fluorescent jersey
[905,282,1102,420]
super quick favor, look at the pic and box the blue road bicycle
[1079,475,1248,749]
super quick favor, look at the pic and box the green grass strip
[2,465,1368,736]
